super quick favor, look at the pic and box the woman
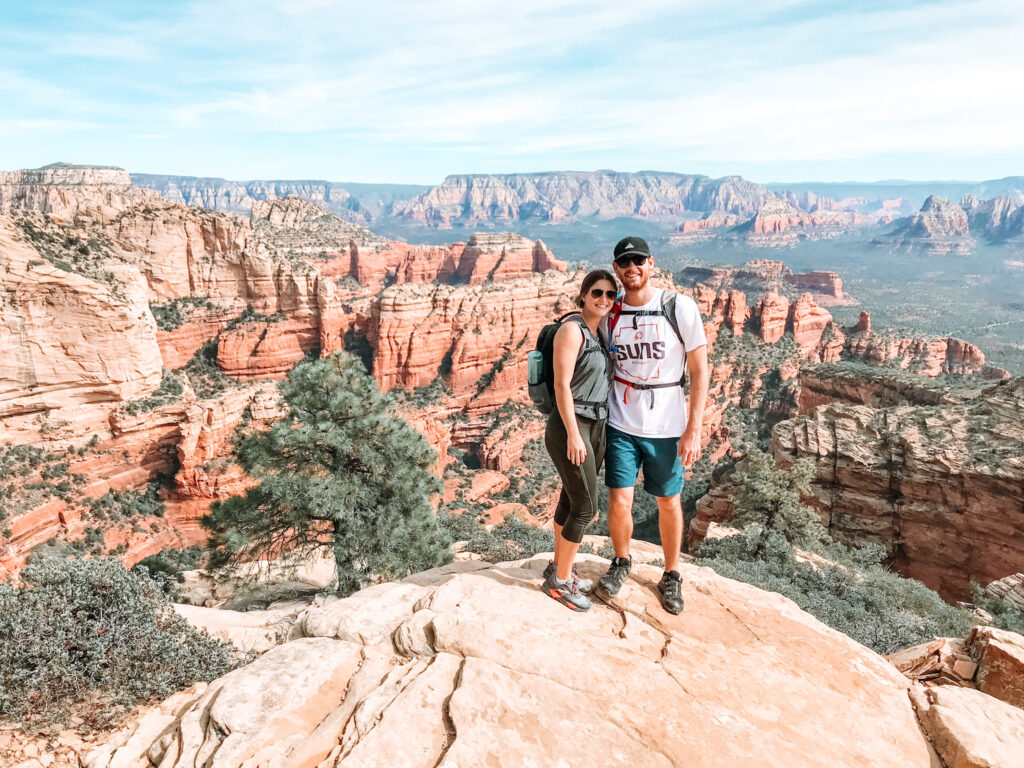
[542,269,617,611]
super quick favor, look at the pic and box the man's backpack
[528,312,608,416]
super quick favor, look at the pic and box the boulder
[967,625,1024,709]
[911,685,1024,768]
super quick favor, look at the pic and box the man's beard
[621,270,649,290]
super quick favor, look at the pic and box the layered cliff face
[695,377,1024,602]
[1,172,576,569]
[393,171,779,225]
[672,196,894,248]
[0,163,161,219]
[85,555,944,768]
[778,377,1024,600]
[873,195,975,255]
[0,218,163,441]
[131,173,431,224]
[677,260,850,306]
[961,193,1024,243]
[844,312,999,377]
[744,197,858,245]
[370,270,577,395]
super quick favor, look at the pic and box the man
[596,236,709,614]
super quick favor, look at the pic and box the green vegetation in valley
[132,546,206,599]
[223,307,286,331]
[439,509,554,563]
[121,368,186,415]
[694,451,974,655]
[182,339,237,399]
[0,556,236,733]
[0,445,88,534]
[149,297,218,332]
[202,352,452,595]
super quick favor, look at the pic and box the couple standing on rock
[542,236,709,613]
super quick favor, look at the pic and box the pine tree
[729,451,826,557]
[202,352,452,594]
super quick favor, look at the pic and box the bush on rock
[0,556,236,732]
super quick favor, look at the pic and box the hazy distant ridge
[131,173,430,224]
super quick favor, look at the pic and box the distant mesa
[873,195,975,255]
[391,171,779,226]
[874,192,1024,253]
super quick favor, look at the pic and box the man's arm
[678,344,708,466]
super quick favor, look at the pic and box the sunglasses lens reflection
[615,255,647,267]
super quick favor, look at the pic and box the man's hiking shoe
[658,570,684,615]
[595,556,632,598]
[543,560,592,593]
[543,572,592,611]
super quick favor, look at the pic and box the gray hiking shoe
[595,556,632,598]
[543,572,592,612]
[658,570,684,615]
[543,560,592,594]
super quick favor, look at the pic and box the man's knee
[608,487,634,516]
[655,495,683,516]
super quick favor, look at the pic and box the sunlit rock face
[86,554,942,768]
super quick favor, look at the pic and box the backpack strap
[660,291,683,344]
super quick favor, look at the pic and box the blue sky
[1,0,1021,184]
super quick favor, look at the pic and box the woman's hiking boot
[595,555,632,598]
[543,560,592,593]
[543,572,592,611]
[657,570,684,614]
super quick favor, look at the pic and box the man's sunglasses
[614,254,649,268]
[588,288,617,299]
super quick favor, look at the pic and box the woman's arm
[553,321,587,466]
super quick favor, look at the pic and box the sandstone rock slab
[88,551,942,768]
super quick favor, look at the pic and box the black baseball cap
[613,236,651,262]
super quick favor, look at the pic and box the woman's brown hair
[577,269,618,307]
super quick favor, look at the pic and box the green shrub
[972,586,1024,635]
[224,307,285,331]
[88,483,165,523]
[695,529,972,655]
[0,557,236,732]
[132,547,205,598]
[439,511,554,563]
[183,340,236,399]
[122,369,185,415]
[149,297,217,332]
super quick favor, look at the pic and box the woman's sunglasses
[588,288,618,299]
[614,254,649,268]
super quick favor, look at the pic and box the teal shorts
[604,425,684,497]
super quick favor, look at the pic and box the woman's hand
[567,432,588,466]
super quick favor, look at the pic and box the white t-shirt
[599,289,707,439]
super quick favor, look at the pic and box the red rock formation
[0,218,163,442]
[853,311,872,334]
[789,271,844,300]
[216,320,318,380]
[369,270,577,393]
[156,312,239,369]
[0,164,161,219]
[755,292,790,343]
[845,331,989,377]
[788,293,844,362]
[795,366,953,415]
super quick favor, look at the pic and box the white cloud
[3,0,1023,178]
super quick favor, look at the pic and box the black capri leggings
[544,411,607,544]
